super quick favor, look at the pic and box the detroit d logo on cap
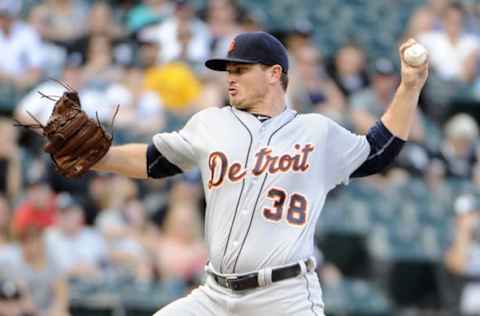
[228,40,236,53]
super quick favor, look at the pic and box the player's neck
[248,92,286,118]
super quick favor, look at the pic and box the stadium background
[0,0,480,315]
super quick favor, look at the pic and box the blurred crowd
[0,0,479,316]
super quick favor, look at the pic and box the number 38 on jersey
[207,144,314,228]
[263,187,308,226]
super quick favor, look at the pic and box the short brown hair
[262,65,289,91]
[280,72,289,91]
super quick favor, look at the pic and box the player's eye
[228,68,240,75]
[227,67,248,75]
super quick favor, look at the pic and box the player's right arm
[92,109,207,179]
[93,143,184,180]
[92,144,149,179]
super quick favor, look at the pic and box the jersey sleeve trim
[351,121,405,178]
[146,143,183,179]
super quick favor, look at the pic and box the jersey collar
[231,106,297,132]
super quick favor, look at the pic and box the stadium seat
[323,278,392,316]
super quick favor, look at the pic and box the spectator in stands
[140,0,211,66]
[424,158,448,195]
[404,0,449,41]
[0,195,9,244]
[86,2,125,40]
[45,192,108,280]
[153,199,207,284]
[144,60,202,120]
[403,6,437,41]
[15,56,84,126]
[288,44,346,122]
[238,11,262,33]
[97,199,154,283]
[445,194,480,316]
[1,226,70,316]
[27,4,68,79]
[0,0,44,112]
[282,22,315,58]
[16,54,118,126]
[350,58,433,177]
[127,0,174,33]
[0,194,32,316]
[204,0,243,58]
[31,0,89,43]
[327,43,370,98]
[95,176,153,282]
[141,20,204,125]
[81,35,124,89]
[0,118,21,202]
[136,33,161,69]
[121,198,157,279]
[0,277,37,316]
[0,194,17,265]
[62,2,129,67]
[12,175,57,235]
[82,173,112,226]
[350,58,399,134]
[104,65,165,142]
[350,58,425,142]
[439,113,479,179]
[417,2,480,82]
[467,1,480,36]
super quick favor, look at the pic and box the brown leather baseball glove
[16,82,117,178]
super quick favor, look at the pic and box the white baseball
[404,43,428,66]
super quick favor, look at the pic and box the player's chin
[230,97,247,110]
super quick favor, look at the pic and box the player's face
[226,63,269,110]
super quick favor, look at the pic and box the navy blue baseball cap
[205,32,289,73]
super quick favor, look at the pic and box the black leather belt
[211,262,306,291]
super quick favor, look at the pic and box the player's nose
[228,76,237,86]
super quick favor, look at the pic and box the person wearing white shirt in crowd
[0,0,43,91]
[140,0,211,66]
[45,193,108,279]
[446,194,480,316]
[417,2,480,82]
[15,57,120,127]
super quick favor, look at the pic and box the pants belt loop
[258,267,273,287]
[307,256,317,272]
[205,262,215,274]
[298,260,308,276]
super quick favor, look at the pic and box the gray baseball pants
[153,262,325,316]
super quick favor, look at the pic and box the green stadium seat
[323,279,392,316]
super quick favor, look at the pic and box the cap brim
[205,58,258,71]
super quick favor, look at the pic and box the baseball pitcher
[25,32,429,316]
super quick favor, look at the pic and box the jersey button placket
[233,125,267,261]
[243,129,263,202]
[243,126,267,212]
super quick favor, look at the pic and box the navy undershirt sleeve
[351,121,405,178]
[146,143,183,179]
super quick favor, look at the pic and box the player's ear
[268,65,283,85]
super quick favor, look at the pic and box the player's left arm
[352,39,429,178]
[380,39,429,140]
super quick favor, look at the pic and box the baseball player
[92,32,429,315]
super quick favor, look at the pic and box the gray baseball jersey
[153,106,370,275]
